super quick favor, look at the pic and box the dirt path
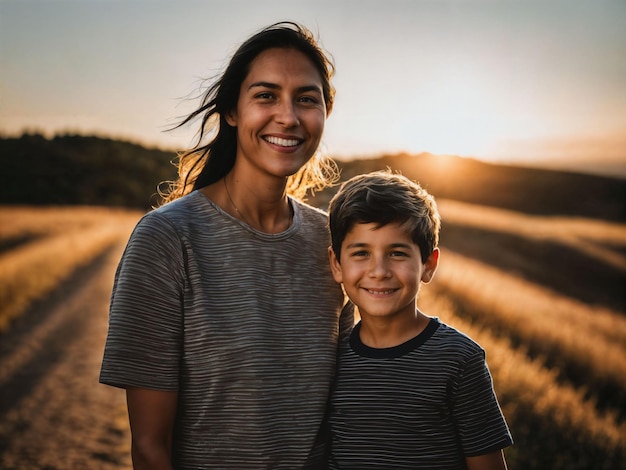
[0,242,132,469]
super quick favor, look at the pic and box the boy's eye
[390,251,409,257]
[350,250,369,257]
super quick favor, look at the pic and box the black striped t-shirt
[329,318,513,469]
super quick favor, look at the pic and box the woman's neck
[202,171,293,234]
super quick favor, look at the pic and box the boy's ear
[328,246,343,284]
[421,248,440,284]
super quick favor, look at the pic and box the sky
[1,0,625,177]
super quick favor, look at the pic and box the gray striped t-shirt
[100,190,347,469]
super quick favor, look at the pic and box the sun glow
[403,69,546,159]
[330,60,554,161]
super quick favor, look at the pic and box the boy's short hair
[328,170,441,263]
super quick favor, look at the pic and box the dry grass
[421,201,626,466]
[438,199,626,270]
[0,207,141,332]
[419,289,626,465]
[0,205,138,242]
[432,250,626,397]
[2,202,625,468]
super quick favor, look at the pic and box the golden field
[0,206,142,333]
[0,201,624,469]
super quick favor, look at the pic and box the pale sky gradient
[1,0,625,176]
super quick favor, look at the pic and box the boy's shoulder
[428,318,484,356]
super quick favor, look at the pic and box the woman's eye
[255,92,274,100]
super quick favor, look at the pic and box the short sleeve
[100,212,186,391]
[451,349,513,456]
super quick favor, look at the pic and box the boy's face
[329,222,439,322]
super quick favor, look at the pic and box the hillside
[0,134,178,210]
[311,153,626,222]
[1,134,624,220]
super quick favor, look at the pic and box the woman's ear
[421,248,440,284]
[328,246,343,284]
[225,110,238,127]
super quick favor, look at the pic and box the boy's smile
[329,222,439,325]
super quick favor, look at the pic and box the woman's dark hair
[161,21,337,204]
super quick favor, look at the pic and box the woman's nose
[275,101,300,127]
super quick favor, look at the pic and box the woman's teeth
[265,136,300,147]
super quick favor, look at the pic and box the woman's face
[226,47,326,180]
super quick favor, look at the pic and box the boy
[327,171,513,470]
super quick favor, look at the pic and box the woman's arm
[465,449,508,470]
[126,387,178,470]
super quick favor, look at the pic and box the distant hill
[1,134,624,221]
[0,134,178,210]
[311,153,626,222]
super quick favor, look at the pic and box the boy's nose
[368,258,391,278]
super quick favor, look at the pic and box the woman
[100,22,351,469]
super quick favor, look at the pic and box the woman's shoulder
[144,191,210,221]
[134,191,215,235]
[153,190,207,214]
[291,198,328,225]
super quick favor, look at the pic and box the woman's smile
[227,47,326,180]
